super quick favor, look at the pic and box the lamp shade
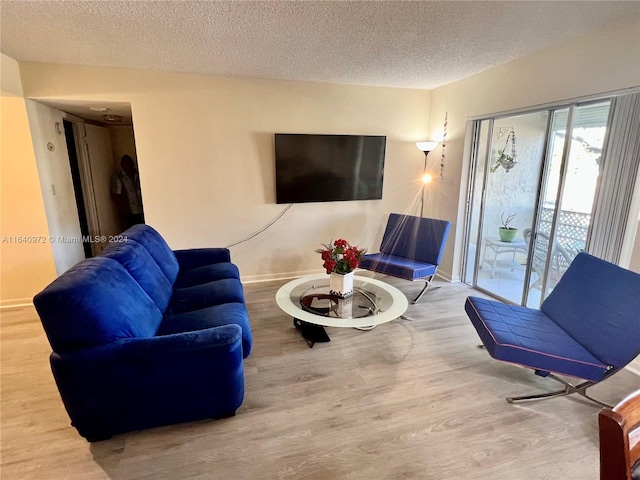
[416,141,438,152]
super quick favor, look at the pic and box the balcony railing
[539,207,590,253]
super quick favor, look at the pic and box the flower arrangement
[316,239,366,275]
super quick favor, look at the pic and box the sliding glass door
[462,100,611,307]
[525,102,610,306]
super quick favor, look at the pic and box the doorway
[462,100,611,307]
[27,100,142,273]
[63,119,92,257]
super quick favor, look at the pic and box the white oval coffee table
[276,274,409,347]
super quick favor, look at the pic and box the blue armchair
[34,225,251,441]
[465,252,640,406]
[359,213,451,303]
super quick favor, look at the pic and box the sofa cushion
[100,239,173,311]
[168,278,246,314]
[123,224,179,284]
[159,302,253,357]
[173,248,231,269]
[34,257,163,353]
[174,262,240,288]
[465,296,610,382]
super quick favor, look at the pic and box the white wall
[85,124,123,243]
[10,16,640,289]
[632,220,640,273]
[1,54,57,306]
[1,53,23,97]
[428,17,640,280]
[25,101,85,274]
[108,125,138,169]
[18,66,432,281]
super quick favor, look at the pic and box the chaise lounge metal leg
[413,275,440,303]
[506,373,611,408]
[413,281,430,303]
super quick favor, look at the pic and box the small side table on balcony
[482,237,528,278]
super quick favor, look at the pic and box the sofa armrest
[53,323,243,368]
[50,324,244,440]
[117,323,241,357]
[173,248,231,269]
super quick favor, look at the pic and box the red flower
[315,239,367,274]
[323,260,337,274]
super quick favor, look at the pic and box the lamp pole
[415,141,438,217]
[421,150,430,217]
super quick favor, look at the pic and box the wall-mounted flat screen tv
[275,134,386,204]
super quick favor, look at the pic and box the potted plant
[490,128,517,173]
[489,149,517,173]
[316,239,366,298]
[498,213,518,243]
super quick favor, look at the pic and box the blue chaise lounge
[359,213,451,303]
[33,224,252,441]
[465,252,640,406]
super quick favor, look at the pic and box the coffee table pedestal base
[293,318,330,348]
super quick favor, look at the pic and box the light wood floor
[2,277,639,480]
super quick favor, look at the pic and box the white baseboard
[241,269,457,285]
[241,269,325,284]
[625,357,640,376]
[436,270,459,283]
[1,298,34,310]
[625,366,640,376]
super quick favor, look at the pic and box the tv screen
[275,134,386,204]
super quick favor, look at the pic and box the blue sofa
[33,224,252,441]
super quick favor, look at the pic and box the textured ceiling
[2,0,639,90]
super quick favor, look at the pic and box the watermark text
[2,235,128,244]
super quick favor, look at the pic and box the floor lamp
[416,141,438,217]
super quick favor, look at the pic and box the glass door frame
[461,100,605,306]
[534,106,576,299]
[462,114,552,306]
[460,119,489,289]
